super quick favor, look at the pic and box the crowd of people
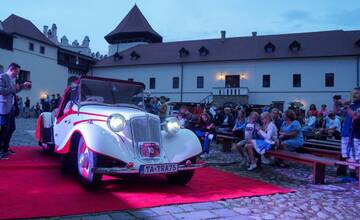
[3,62,360,178]
[15,93,62,118]
[169,88,360,176]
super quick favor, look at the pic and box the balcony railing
[213,87,249,96]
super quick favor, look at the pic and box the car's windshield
[80,78,144,106]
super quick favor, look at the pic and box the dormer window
[113,52,123,61]
[264,42,275,53]
[130,51,140,60]
[289,40,301,52]
[179,47,189,57]
[198,46,209,56]
[356,39,360,48]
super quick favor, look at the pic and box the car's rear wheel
[77,136,102,190]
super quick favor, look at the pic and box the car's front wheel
[77,136,102,190]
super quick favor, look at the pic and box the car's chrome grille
[131,116,161,154]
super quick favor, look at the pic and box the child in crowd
[246,112,278,171]
[235,111,259,166]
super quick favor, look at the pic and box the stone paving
[8,118,360,220]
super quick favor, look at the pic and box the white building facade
[0,14,95,104]
[1,7,359,112]
[92,6,360,111]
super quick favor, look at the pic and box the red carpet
[0,147,293,219]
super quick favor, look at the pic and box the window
[262,75,270,88]
[40,46,45,54]
[172,77,179,89]
[17,70,30,84]
[225,75,240,88]
[149,77,156,89]
[29,42,34,51]
[128,78,134,82]
[197,76,204,88]
[293,74,301,87]
[264,42,276,53]
[325,73,334,87]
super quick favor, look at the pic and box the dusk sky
[1,0,360,54]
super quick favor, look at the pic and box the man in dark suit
[0,63,31,159]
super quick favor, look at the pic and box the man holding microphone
[0,63,31,159]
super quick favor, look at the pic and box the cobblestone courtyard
[8,118,360,220]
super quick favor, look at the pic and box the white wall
[92,56,358,109]
[0,35,69,106]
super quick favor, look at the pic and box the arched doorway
[67,76,79,85]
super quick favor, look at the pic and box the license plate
[140,163,178,175]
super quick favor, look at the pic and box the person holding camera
[334,88,360,176]
[0,63,32,159]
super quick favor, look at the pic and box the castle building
[1,6,360,111]
[0,14,95,103]
[92,5,360,110]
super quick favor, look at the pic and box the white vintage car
[36,76,205,189]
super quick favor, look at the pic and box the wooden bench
[304,139,340,151]
[215,130,242,152]
[267,150,360,187]
[302,139,347,175]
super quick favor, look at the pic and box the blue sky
[1,0,360,54]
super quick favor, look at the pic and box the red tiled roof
[95,30,360,67]
[2,14,56,46]
[105,5,162,44]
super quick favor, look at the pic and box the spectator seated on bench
[279,110,304,151]
[246,112,278,171]
[302,110,317,132]
[217,107,235,133]
[235,111,259,166]
[194,113,215,158]
[232,109,246,139]
[271,108,284,132]
[320,111,341,140]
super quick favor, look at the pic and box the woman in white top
[246,112,278,171]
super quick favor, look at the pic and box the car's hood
[78,104,156,120]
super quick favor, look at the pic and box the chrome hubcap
[77,137,94,181]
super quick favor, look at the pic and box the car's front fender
[162,129,202,163]
[56,123,132,162]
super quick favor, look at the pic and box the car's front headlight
[107,114,126,132]
[163,117,181,134]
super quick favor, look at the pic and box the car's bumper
[92,163,207,174]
